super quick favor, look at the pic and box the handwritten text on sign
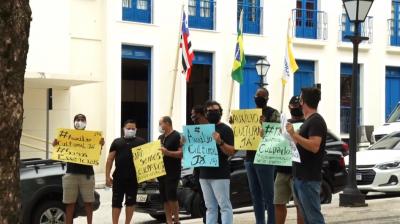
[132,140,166,183]
[183,124,219,168]
[51,129,102,165]
[254,123,292,166]
[232,109,262,150]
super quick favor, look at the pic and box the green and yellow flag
[231,10,246,84]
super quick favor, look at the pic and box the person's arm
[161,146,183,159]
[105,150,116,187]
[286,123,322,154]
[213,132,236,156]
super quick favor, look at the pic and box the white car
[351,131,400,194]
[372,102,400,142]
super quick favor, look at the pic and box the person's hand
[106,176,113,187]
[52,139,59,147]
[213,132,222,145]
[229,116,234,124]
[259,126,264,138]
[100,138,105,146]
[160,147,168,155]
[286,123,295,136]
[260,115,266,124]
[180,135,186,146]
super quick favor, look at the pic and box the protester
[244,88,280,224]
[158,116,183,224]
[190,105,222,224]
[286,88,327,224]
[274,96,305,224]
[105,119,146,224]
[53,114,104,224]
[199,100,235,224]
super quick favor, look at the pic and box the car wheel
[191,193,206,218]
[32,200,65,224]
[320,180,332,204]
[150,214,166,222]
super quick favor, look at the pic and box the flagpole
[169,4,185,117]
[281,17,292,113]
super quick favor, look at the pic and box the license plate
[356,173,362,181]
[136,194,147,203]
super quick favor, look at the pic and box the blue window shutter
[295,0,318,39]
[240,56,262,109]
[391,1,400,46]
[188,0,215,30]
[238,0,262,34]
[193,52,213,65]
[386,67,400,118]
[122,0,152,23]
[294,60,315,96]
[122,45,151,60]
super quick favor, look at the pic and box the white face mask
[74,121,86,130]
[159,126,165,134]
[124,129,136,138]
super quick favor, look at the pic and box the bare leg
[164,202,173,224]
[125,206,135,224]
[169,201,180,223]
[275,204,287,224]
[112,207,122,224]
[296,206,305,224]
[65,203,75,224]
[84,203,93,224]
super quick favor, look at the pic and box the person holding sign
[274,96,305,224]
[158,116,183,224]
[286,88,327,224]
[105,119,146,224]
[53,114,104,224]
[199,101,235,224]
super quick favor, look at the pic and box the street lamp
[339,0,374,207]
[255,57,270,87]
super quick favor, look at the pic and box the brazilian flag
[231,10,246,84]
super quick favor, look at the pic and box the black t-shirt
[246,106,280,162]
[293,113,327,181]
[199,123,235,179]
[110,137,146,180]
[159,131,182,179]
[66,163,94,175]
[276,118,305,174]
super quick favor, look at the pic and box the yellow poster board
[132,140,166,183]
[232,109,262,150]
[51,128,102,166]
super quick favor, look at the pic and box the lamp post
[255,57,270,87]
[339,0,374,207]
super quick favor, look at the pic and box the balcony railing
[339,15,373,43]
[292,9,327,40]
[238,4,263,34]
[188,0,216,30]
[122,0,152,23]
[388,19,400,46]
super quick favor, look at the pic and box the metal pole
[46,88,52,159]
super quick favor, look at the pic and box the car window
[369,133,400,150]
[387,103,400,123]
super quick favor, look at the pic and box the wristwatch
[219,140,225,147]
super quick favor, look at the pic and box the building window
[292,0,327,40]
[340,7,373,43]
[390,1,400,46]
[188,0,215,30]
[386,67,400,119]
[340,63,361,134]
[122,0,152,23]
[294,60,315,96]
[237,0,262,34]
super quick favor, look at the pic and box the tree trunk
[0,0,31,223]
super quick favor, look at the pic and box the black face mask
[254,96,267,108]
[290,107,304,117]
[206,111,221,124]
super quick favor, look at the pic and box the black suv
[136,131,348,221]
[20,159,100,224]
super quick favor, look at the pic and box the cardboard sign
[182,124,219,168]
[281,113,303,163]
[51,128,102,166]
[232,109,262,150]
[132,140,166,183]
[254,123,293,166]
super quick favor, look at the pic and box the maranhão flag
[180,10,195,82]
[231,10,246,84]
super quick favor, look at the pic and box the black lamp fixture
[339,0,374,207]
[255,57,270,87]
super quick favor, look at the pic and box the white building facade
[22,0,400,172]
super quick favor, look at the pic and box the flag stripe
[180,11,194,81]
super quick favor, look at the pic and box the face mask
[124,129,136,138]
[191,115,199,124]
[206,111,221,124]
[254,96,267,108]
[74,121,86,130]
[290,107,304,117]
[159,126,165,134]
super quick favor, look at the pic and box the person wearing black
[245,88,280,224]
[105,119,146,224]
[286,88,327,224]
[199,100,236,224]
[158,116,182,224]
[53,114,104,224]
[274,96,305,224]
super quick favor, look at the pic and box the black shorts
[158,176,179,202]
[112,178,138,208]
